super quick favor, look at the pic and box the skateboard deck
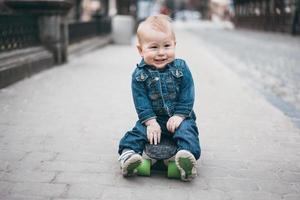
[137,137,181,178]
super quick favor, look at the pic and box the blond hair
[137,14,175,44]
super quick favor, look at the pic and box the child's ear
[136,44,143,57]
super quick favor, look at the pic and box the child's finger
[171,124,176,133]
[147,129,151,141]
[148,130,153,144]
[149,133,153,145]
[168,124,172,132]
[157,131,161,144]
[154,132,157,145]
[169,121,175,133]
[173,121,179,132]
[167,119,174,132]
[166,120,171,132]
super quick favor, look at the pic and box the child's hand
[145,119,161,145]
[167,115,185,133]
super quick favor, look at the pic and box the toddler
[118,14,201,181]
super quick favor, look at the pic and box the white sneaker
[119,150,142,176]
[175,150,197,181]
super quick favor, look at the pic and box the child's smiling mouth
[154,58,167,63]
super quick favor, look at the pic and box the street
[184,21,300,127]
[0,22,299,200]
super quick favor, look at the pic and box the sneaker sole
[123,155,142,176]
[175,150,197,181]
[178,157,193,177]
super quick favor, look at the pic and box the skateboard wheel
[167,161,181,179]
[137,159,151,176]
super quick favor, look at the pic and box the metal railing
[0,14,40,52]
[0,13,111,53]
[68,16,111,44]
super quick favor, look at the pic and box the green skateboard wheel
[137,159,151,176]
[167,161,181,179]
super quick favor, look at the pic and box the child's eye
[164,44,171,48]
[150,46,157,49]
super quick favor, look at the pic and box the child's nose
[157,48,165,55]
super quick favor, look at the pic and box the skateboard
[136,137,181,179]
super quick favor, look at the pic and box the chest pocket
[171,69,183,78]
[168,69,183,96]
[135,71,160,100]
[135,72,148,82]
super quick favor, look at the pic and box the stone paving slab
[0,24,299,200]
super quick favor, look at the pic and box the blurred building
[233,0,300,35]
[0,0,112,88]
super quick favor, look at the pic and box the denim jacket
[132,58,196,123]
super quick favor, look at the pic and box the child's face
[137,28,176,69]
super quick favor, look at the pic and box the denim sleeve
[174,61,195,117]
[131,73,156,123]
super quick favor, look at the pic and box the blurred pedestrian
[160,5,170,16]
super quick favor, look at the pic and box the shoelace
[118,150,135,164]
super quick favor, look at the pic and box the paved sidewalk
[0,24,300,200]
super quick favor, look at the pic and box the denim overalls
[118,58,201,160]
